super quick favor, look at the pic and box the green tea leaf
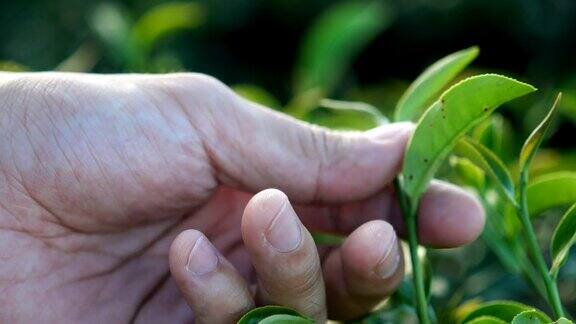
[554,318,574,324]
[461,301,551,323]
[454,138,516,204]
[511,310,548,324]
[519,93,561,175]
[527,171,576,217]
[395,46,479,122]
[238,306,310,324]
[550,202,576,277]
[259,314,313,324]
[466,316,507,324]
[402,74,536,207]
[132,2,205,53]
[294,0,393,94]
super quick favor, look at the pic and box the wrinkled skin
[0,73,484,323]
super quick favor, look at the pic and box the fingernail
[186,236,219,275]
[375,235,400,279]
[265,201,302,253]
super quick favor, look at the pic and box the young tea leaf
[454,138,516,204]
[527,171,576,217]
[395,46,479,122]
[294,0,393,94]
[550,203,576,277]
[238,306,310,324]
[519,93,562,175]
[449,156,486,190]
[402,74,536,208]
[554,318,574,324]
[460,300,551,323]
[511,310,549,324]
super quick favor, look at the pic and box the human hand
[0,73,484,323]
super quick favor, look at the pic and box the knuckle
[158,72,228,97]
[280,254,323,297]
[151,72,239,120]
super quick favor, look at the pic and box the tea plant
[238,45,576,323]
[232,2,575,323]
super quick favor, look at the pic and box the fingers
[299,180,484,248]
[159,73,413,204]
[241,189,326,322]
[231,117,413,204]
[169,230,253,324]
[323,221,404,320]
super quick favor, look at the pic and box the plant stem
[396,181,430,324]
[517,170,564,319]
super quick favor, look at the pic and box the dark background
[1,0,575,97]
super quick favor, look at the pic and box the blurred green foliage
[1,0,575,322]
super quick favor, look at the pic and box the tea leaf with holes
[395,46,479,122]
[401,74,536,209]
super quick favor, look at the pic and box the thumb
[200,91,413,203]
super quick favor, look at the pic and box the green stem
[396,181,430,324]
[517,170,564,319]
